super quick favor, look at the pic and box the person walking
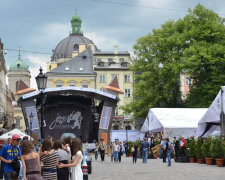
[20,140,41,180]
[58,138,83,180]
[162,139,167,163]
[141,138,150,163]
[53,140,69,180]
[165,138,173,166]
[0,134,21,180]
[113,141,120,163]
[132,142,138,164]
[40,138,58,180]
[118,142,123,163]
[94,142,99,160]
[99,139,107,161]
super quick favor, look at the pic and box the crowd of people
[0,134,88,180]
[92,132,187,168]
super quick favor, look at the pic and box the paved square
[89,155,225,180]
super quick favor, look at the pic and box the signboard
[44,105,92,140]
[99,106,112,130]
[25,106,39,130]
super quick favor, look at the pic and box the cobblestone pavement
[89,155,225,180]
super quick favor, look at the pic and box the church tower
[7,50,31,101]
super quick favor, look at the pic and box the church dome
[9,58,29,71]
[51,34,97,61]
[51,13,98,61]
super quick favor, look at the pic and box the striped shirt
[41,150,58,180]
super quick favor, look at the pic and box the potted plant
[196,137,204,164]
[128,141,134,156]
[188,137,196,163]
[201,137,213,165]
[211,137,224,167]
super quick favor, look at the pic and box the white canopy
[0,129,32,140]
[197,88,223,137]
[141,108,208,139]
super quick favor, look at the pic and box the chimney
[114,45,118,54]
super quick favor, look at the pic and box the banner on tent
[99,106,112,129]
[110,130,140,142]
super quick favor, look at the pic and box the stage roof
[21,87,117,100]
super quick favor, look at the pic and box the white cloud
[29,22,70,47]
[26,55,49,89]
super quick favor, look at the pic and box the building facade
[0,38,8,128]
[46,13,134,130]
[8,51,31,131]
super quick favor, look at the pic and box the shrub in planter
[201,137,213,165]
[196,137,203,163]
[188,137,196,162]
[128,141,134,155]
[211,137,224,167]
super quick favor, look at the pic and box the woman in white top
[58,138,83,180]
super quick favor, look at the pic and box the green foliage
[128,141,134,154]
[123,4,225,119]
[196,137,203,159]
[187,137,196,158]
[210,137,224,159]
[201,137,213,158]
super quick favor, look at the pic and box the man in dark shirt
[141,138,150,163]
[173,137,179,158]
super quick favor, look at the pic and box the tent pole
[221,87,225,136]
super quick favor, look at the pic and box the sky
[1,0,225,88]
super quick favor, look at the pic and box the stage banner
[99,106,112,129]
[44,105,92,140]
[25,106,39,130]
[21,99,41,139]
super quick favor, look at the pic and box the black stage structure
[19,87,118,143]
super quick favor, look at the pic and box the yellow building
[94,45,134,130]
[46,13,134,130]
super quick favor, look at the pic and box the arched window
[68,80,77,87]
[16,81,19,92]
[54,80,64,87]
[74,44,79,53]
[113,125,119,130]
[81,80,89,88]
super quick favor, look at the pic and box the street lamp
[124,119,129,143]
[29,112,34,137]
[35,67,47,139]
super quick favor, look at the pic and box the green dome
[72,14,81,22]
[10,59,29,71]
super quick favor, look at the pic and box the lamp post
[29,112,34,137]
[124,119,128,143]
[35,67,47,139]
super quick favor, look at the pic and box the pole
[40,91,44,139]
[221,87,225,136]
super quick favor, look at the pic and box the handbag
[11,146,20,174]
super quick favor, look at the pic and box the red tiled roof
[17,79,29,91]
[16,88,36,95]
[108,75,120,89]
[103,86,124,94]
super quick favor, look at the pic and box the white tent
[140,108,208,139]
[197,89,223,137]
[0,128,32,140]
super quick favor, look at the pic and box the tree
[123,4,225,120]
[181,5,225,107]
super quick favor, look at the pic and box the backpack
[168,142,172,150]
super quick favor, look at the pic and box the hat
[12,134,21,140]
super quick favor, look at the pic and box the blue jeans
[142,148,148,163]
[114,151,119,162]
[167,150,172,166]
[4,171,11,180]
